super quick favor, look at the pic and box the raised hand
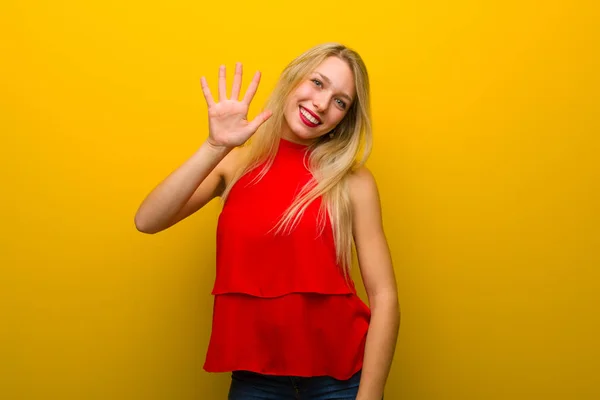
[201,63,272,149]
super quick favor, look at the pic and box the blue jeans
[228,370,362,400]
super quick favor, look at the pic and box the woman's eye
[336,99,347,109]
[312,79,323,87]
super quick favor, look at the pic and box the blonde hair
[222,43,373,277]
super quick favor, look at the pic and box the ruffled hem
[211,286,356,297]
[203,292,370,380]
[203,361,364,381]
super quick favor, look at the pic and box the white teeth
[300,107,320,125]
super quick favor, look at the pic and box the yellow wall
[2,1,598,399]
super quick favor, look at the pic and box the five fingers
[201,64,261,107]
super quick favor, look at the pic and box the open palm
[201,63,271,148]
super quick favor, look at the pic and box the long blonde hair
[222,43,373,276]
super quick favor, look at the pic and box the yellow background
[2,0,599,399]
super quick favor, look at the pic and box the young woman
[135,43,400,400]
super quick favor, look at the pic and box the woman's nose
[313,94,329,112]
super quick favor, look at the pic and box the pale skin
[134,59,399,400]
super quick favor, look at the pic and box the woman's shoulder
[347,166,380,210]
[348,166,377,192]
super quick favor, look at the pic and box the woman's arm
[134,63,271,234]
[134,142,233,234]
[349,167,400,400]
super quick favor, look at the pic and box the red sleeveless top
[203,138,371,380]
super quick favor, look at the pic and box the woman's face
[281,56,356,145]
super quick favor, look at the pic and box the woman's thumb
[247,110,272,132]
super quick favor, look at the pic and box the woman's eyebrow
[314,72,353,102]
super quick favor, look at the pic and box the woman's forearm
[134,140,231,233]
[357,291,400,400]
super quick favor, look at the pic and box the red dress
[203,138,371,380]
